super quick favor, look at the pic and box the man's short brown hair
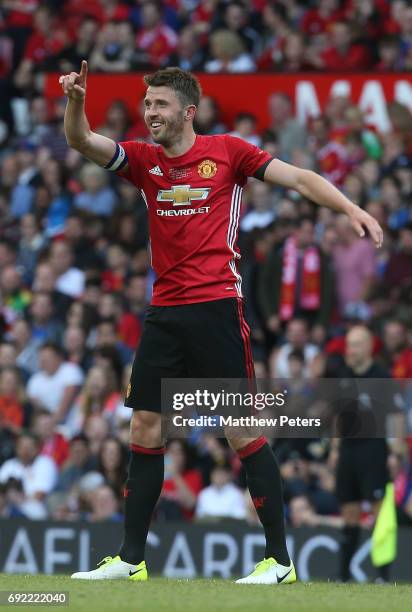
[143,67,202,108]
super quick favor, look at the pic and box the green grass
[1,575,412,612]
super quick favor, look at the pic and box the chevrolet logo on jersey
[157,185,211,206]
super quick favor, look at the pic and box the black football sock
[340,525,360,582]
[118,444,164,565]
[239,437,290,566]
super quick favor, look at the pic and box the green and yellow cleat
[236,558,297,585]
[71,556,148,581]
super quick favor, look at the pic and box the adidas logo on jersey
[149,165,163,176]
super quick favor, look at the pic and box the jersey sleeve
[113,140,146,188]
[224,134,273,181]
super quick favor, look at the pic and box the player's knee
[130,410,163,447]
[225,434,258,452]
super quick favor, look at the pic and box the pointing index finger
[80,60,88,80]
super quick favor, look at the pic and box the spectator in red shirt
[0,366,27,434]
[97,292,142,351]
[4,0,39,29]
[32,409,69,467]
[382,319,412,379]
[381,1,402,36]
[135,1,178,68]
[277,33,312,72]
[316,21,372,70]
[309,116,349,186]
[63,0,130,35]
[301,0,344,38]
[125,273,148,324]
[101,244,129,293]
[257,2,290,71]
[124,97,150,142]
[159,440,203,521]
[191,0,220,40]
[14,5,68,89]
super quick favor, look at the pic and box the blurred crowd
[3,0,412,133]
[1,0,412,528]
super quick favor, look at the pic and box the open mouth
[151,122,163,129]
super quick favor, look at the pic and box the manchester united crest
[198,159,217,179]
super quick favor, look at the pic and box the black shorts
[335,439,389,504]
[125,298,255,412]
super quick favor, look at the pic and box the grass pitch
[1,575,411,612]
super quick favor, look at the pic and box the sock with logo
[340,525,360,582]
[238,437,290,565]
[118,444,164,565]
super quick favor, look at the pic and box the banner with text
[1,519,411,581]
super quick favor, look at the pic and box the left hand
[348,206,383,248]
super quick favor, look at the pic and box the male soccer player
[60,61,383,584]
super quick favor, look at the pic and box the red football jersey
[117,134,272,306]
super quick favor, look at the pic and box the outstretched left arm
[263,159,383,248]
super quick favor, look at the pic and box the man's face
[79,19,98,45]
[345,328,372,369]
[144,86,187,147]
[0,344,17,368]
[39,348,61,374]
[400,228,412,252]
[70,440,89,467]
[249,181,271,210]
[211,467,231,488]
[96,323,116,347]
[289,496,312,527]
[33,414,54,440]
[333,23,350,49]
[296,220,314,249]
[287,321,308,348]
[401,7,412,36]
[269,94,290,124]
[50,242,72,274]
[127,277,146,303]
[33,264,56,292]
[384,322,406,353]
[30,294,53,323]
[0,266,21,293]
[64,326,85,353]
[226,4,245,29]
[17,437,38,465]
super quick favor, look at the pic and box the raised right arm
[59,60,128,171]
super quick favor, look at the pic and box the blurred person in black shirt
[333,325,405,582]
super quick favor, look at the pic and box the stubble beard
[152,112,185,149]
